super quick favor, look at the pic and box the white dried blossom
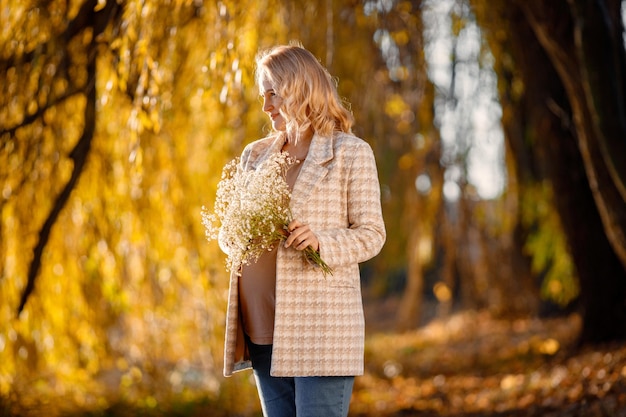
[201,152,332,276]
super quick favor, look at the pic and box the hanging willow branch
[17,0,121,316]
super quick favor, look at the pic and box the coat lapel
[290,133,333,211]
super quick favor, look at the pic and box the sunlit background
[3,0,623,415]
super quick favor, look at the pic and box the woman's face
[260,78,286,131]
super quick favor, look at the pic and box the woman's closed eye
[261,90,278,99]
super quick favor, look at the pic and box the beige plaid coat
[221,131,386,377]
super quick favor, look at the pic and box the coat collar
[306,132,334,165]
[290,132,333,211]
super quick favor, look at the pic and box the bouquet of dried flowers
[201,152,332,276]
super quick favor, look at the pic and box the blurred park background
[2,0,626,416]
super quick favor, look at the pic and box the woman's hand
[284,220,319,252]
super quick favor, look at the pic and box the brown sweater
[238,159,304,345]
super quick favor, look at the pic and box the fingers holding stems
[284,220,319,252]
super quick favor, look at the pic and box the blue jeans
[247,341,354,417]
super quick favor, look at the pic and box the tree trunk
[520,0,626,269]
[397,225,424,331]
[517,0,626,342]
[473,0,626,342]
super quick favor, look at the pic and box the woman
[220,43,386,417]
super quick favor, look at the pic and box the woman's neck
[283,126,313,145]
[282,128,314,162]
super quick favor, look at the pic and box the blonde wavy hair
[255,43,354,140]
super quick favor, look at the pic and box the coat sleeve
[315,141,386,266]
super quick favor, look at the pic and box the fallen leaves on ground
[352,310,626,416]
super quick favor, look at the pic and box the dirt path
[353,302,626,417]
